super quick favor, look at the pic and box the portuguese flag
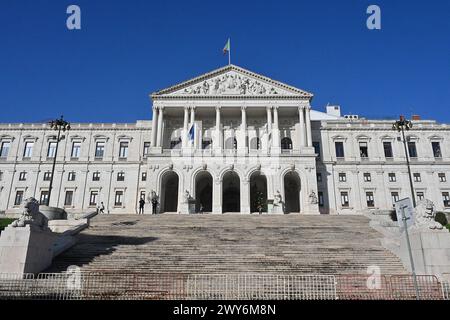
[223,38,230,55]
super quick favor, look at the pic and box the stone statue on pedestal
[309,191,318,205]
[11,198,49,230]
[273,190,282,207]
[413,199,444,231]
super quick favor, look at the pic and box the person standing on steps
[139,197,145,215]
[151,191,159,214]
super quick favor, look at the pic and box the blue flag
[188,124,195,141]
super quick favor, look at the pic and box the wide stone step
[47,215,408,275]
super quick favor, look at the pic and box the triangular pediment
[152,65,313,99]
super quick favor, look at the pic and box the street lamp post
[47,116,71,206]
[393,115,416,207]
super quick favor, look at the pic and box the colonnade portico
[147,64,320,215]
[149,104,314,155]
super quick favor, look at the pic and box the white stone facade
[0,65,449,215]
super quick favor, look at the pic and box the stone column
[298,106,306,148]
[190,107,196,149]
[305,106,313,147]
[240,106,247,153]
[214,106,222,152]
[272,106,281,152]
[213,177,222,214]
[151,106,158,148]
[156,106,164,148]
[265,107,272,151]
[240,178,251,214]
[182,106,189,148]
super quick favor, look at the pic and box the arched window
[281,137,293,150]
[170,137,182,149]
[250,137,261,150]
[202,138,212,150]
[225,137,238,150]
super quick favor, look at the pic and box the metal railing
[336,274,443,300]
[187,274,337,300]
[0,272,447,300]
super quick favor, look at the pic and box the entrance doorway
[161,171,179,213]
[284,171,301,213]
[222,171,240,213]
[250,171,267,213]
[195,171,213,213]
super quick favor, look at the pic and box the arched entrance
[161,171,179,213]
[222,171,240,213]
[195,171,213,213]
[284,171,301,213]
[250,171,267,213]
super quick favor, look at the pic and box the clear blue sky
[0,0,449,123]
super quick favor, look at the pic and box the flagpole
[228,40,231,65]
[228,39,231,65]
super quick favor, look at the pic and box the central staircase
[48,214,408,275]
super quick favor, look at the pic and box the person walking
[139,198,145,215]
[98,202,105,214]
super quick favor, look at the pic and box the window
[250,137,261,150]
[408,141,418,158]
[68,171,76,181]
[443,192,450,208]
[317,173,322,182]
[43,171,52,181]
[439,173,447,182]
[338,173,347,182]
[318,192,324,207]
[389,173,396,182]
[117,171,125,182]
[313,142,321,158]
[383,142,393,158]
[141,172,147,181]
[92,171,101,181]
[71,142,81,158]
[417,192,425,201]
[19,172,27,181]
[363,173,372,182]
[14,191,24,206]
[143,142,151,156]
[47,142,57,158]
[225,137,238,150]
[391,192,400,206]
[359,142,369,158]
[281,137,293,150]
[40,191,49,205]
[140,191,146,202]
[366,192,375,208]
[89,191,98,206]
[202,138,212,150]
[340,192,349,208]
[23,142,34,158]
[413,173,421,182]
[95,142,105,158]
[64,191,74,206]
[335,142,345,158]
[432,142,442,158]
[115,191,124,207]
[171,138,182,149]
[119,142,129,158]
[0,141,11,158]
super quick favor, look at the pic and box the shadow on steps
[46,233,158,273]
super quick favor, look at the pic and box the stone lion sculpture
[413,199,443,231]
[11,197,49,230]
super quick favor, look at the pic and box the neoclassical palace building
[1,65,449,215]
